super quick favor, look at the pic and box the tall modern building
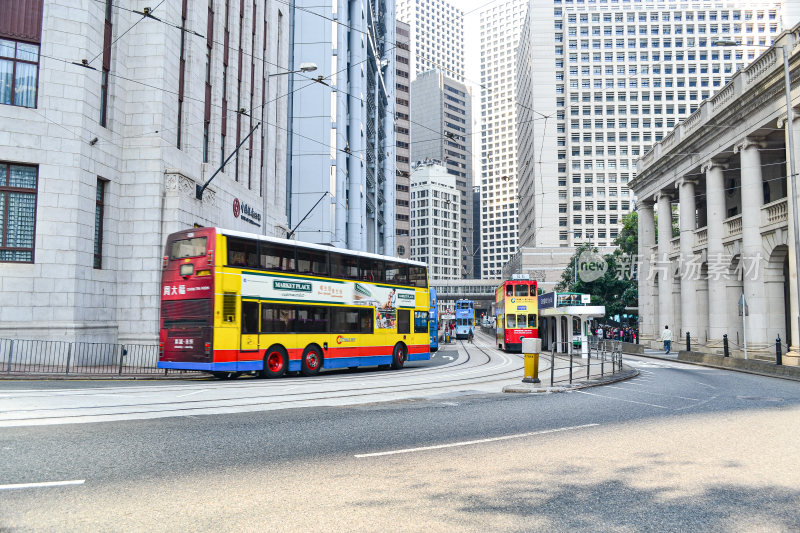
[0,0,290,343]
[395,20,412,259]
[517,0,795,250]
[410,70,474,277]
[478,0,528,279]
[396,0,465,81]
[289,0,396,255]
[410,161,461,279]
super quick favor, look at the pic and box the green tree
[554,214,639,321]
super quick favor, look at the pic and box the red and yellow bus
[158,227,431,378]
[495,279,539,352]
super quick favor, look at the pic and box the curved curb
[502,366,639,394]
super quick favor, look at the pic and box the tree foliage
[555,212,639,321]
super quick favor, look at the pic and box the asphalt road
[2,354,799,532]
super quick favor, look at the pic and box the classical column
[786,113,800,361]
[703,159,728,346]
[656,192,674,333]
[637,200,656,341]
[677,178,698,345]
[735,138,768,349]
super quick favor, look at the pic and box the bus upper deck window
[515,284,529,297]
[260,244,296,272]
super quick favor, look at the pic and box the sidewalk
[626,346,800,382]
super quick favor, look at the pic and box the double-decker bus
[158,227,431,379]
[455,300,474,340]
[430,289,438,352]
[495,280,538,352]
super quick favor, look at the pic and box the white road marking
[603,385,700,401]
[175,389,210,398]
[576,390,671,409]
[0,480,85,491]
[354,424,599,458]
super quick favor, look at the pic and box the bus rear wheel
[391,343,407,370]
[261,345,288,379]
[301,345,323,377]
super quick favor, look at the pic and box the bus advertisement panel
[495,280,538,352]
[158,228,431,379]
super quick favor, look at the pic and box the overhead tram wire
[86,0,168,67]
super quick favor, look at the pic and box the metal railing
[548,339,624,386]
[0,338,198,376]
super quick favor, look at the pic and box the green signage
[274,280,312,292]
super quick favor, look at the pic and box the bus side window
[241,301,260,333]
[414,311,428,333]
[409,265,428,288]
[260,244,296,272]
[228,238,258,268]
[397,309,410,334]
[330,253,358,280]
[529,314,538,328]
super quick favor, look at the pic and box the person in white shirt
[662,325,673,354]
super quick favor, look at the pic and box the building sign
[233,197,262,228]
[511,273,530,280]
[538,292,555,309]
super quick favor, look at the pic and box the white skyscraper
[410,161,461,279]
[478,0,528,279]
[517,0,795,250]
[397,0,465,81]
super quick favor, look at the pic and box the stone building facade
[631,24,800,363]
[0,0,289,343]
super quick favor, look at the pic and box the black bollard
[776,336,782,366]
[723,334,729,357]
[686,331,691,352]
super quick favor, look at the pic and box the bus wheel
[212,371,241,380]
[301,345,323,377]
[261,345,288,379]
[391,343,407,370]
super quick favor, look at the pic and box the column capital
[701,158,729,173]
[733,136,767,154]
[638,197,655,209]
[676,177,699,189]
[776,106,800,128]
[654,190,674,203]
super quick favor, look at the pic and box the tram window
[515,284,529,297]
[242,301,260,333]
[517,315,527,327]
[506,285,513,296]
[409,265,428,288]
[385,262,409,285]
[260,243,296,272]
[228,238,259,268]
[359,258,385,282]
[414,311,429,333]
[330,253,359,280]
[297,249,329,276]
[261,305,295,333]
[507,314,517,328]
[528,314,538,328]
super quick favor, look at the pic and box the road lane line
[175,389,210,398]
[604,385,701,401]
[576,390,671,409]
[354,424,599,458]
[0,480,85,491]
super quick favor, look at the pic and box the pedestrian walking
[468,327,474,343]
[662,325,673,354]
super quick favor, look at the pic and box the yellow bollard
[521,338,542,384]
